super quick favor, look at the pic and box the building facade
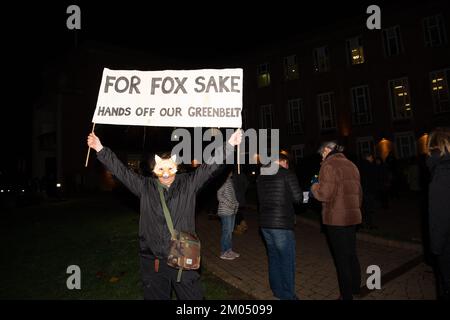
[32,1,450,193]
[241,1,450,165]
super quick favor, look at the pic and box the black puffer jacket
[96,143,234,258]
[427,151,450,255]
[257,167,303,229]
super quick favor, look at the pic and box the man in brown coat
[311,141,362,300]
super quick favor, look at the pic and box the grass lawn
[0,193,251,300]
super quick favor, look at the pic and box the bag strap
[157,182,184,282]
[157,183,175,238]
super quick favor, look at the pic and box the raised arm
[191,130,242,192]
[87,132,145,197]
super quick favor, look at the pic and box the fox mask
[153,154,178,178]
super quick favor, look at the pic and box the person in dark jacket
[426,127,450,300]
[87,130,242,300]
[257,153,302,300]
[311,141,362,300]
[233,169,249,234]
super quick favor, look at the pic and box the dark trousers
[139,252,203,300]
[261,228,297,300]
[362,193,376,227]
[326,225,361,300]
[436,237,450,298]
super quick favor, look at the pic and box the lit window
[382,26,403,56]
[423,14,447,47]
[430,68,450,113]
[287,98,303,135]
[317,92,336,130]
[291,144,304,164]
[313,46,330,72]
[351,85,372,125]
[394,132,417,159]
[283,55,299,80]
[346,36,365,65]
[388,77,412,120]
[357,137,375,159]
[260,104,273,128]
[257,63,270,88]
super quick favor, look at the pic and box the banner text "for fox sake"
[92,68,243,128]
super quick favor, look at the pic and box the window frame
[356,136,375,159]
[259,104,273,128]
[291,144,305,164]
[317,92,336,130]
[346,36,365,65]
[394,131,417,159]
[430,68,450,114]
[382,25,403,57]
[256,62,271,88]
[287,98,304,135]
[388,77,412,120]
[423,14,448,47]
[313,46,330,72]
[351,85,372,125]
[283,54,299,80]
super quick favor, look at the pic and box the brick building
[240,0,449,165]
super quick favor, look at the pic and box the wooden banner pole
[237,128,241,174]
[85,123,96,167]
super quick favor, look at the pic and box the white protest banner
[92,68,243,128]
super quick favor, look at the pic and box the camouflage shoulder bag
[157,183,201,282]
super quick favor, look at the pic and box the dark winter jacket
[96,143,235,258]
[232,172,249,206]
[359,160,379,194]
[427,151,450,255]
[257,166,303,230]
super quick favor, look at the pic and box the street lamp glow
[56,183,62,188]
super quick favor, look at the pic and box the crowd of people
[87,126,450,301]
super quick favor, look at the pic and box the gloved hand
[309,174,319,199]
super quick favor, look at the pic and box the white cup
[303,192,309,203]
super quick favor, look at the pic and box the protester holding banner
[87,130,242,300]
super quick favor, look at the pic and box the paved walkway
[197,209,436,300]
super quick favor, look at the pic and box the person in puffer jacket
[217,171,240,260]
[311,141,362,300]
[257,153,303,300]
